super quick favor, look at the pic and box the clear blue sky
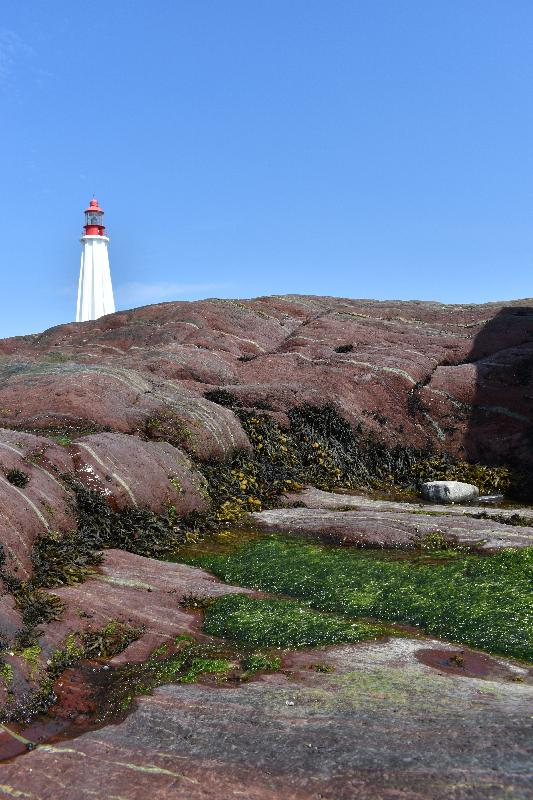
[1,1,532,337]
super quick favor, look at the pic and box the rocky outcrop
[0,363,250,461]
[248,505,533,551]
[0,297,531,468]
[71,433,208,515]
[0,430,76,578]
[1,636,531,800]
[0,296,531,793]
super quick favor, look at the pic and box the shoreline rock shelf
[0,295,531,798]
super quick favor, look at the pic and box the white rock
[420,481,479,504]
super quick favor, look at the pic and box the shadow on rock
[463,305,533,488]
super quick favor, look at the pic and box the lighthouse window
[87,213,102,225]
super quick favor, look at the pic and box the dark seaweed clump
[6,468,29,487]
[73,484,192,560]
[334,343,353,353]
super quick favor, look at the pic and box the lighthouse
[76,198,115,322]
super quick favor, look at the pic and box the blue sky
[0,1,532,337]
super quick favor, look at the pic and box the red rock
[0,363,250,461]
[0,430,76,578]
[40,549,254,663]
[1,297,530,468]
[248,505,533,551]
[1,637,531,799]
[71,432,208,515]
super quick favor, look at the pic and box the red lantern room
[83,198,106,236]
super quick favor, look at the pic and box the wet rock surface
[1,637,531,800]
[283,486,533,520]
[249,504,533,550]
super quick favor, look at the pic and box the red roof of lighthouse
[84,198,104,214]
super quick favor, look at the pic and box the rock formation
[0,295,531,799]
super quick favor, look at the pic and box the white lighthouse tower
[76,198,115,322]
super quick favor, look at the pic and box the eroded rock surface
[45,549,254,664]
[249,505,533,550]
[71,432,208,515]
[284,486,533,521]
[0,430,76,578]
[1,637,531,800]
[0,296,531,467]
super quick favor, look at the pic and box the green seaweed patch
[49,622,142,675]
[178,593,215,611]
[1,621,142,724]
[184,536,533,661]
[94,639,235,722]
[8,587,65,650]
[18,644,42,678]
[241,652,282,673]
[203,594,385,649]
[0,662,14,685]
[309,662,335,673]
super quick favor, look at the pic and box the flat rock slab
[0,429,76,578]
[284,486,533,520]
[41,549,254,664]
[2,637,531,799]
[248,506,533,550]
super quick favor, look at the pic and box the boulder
[0,363,250,461]
[421,480,479,504]
[71,432,209,515]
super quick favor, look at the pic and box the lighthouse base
[77,235,115,322]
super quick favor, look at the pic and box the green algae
[203,594,385,649]
[1,621,143,724]
[181,536,533,661]
[0,663,13,685]
[95,639,240,722]
[241,652,282,673]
